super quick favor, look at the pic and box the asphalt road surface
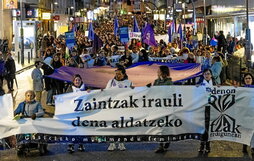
[0,140,254,161]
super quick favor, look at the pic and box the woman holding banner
[151,65,173,153]
[242,73,254,154]
[66,74,88,153]
[106,65,133,151]
[196,69,217,153]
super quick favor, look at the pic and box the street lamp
[246,0,252,69]
[203,0,207,45]
[20,0,24,65]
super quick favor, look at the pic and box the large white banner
[0,86,207,141]
[0,94,13,119]
[54,86,207,136]
[208,87,254,145]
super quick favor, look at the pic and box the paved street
[0,141,254,161]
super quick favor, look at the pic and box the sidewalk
[13,55,35,72]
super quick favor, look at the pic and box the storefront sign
[53,15,60,21]
[42,13,51,20]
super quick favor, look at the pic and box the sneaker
[118,143,126,151]
[107,143,116,151]
[205,143,211,153]
[78,144,85,152]
[242,144,248,153]
[164,142,170,149]
[46,103,52,106]
[198,143,204,153]
[155,146,165,153]
[67,144,75,153]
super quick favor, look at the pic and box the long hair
[115,65,128,80]
[242,73,254,85]
[72,74,83,88]
[159,65,170,78]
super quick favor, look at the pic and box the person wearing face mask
[106,66,133,151]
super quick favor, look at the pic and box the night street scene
[0,0,254,161]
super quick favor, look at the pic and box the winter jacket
[14,100,44,117]
[31,68,44,92]
[5,58,16,79]
[210,62,222,84]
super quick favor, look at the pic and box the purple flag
[178,24,183,41]
[114,17,119,36]
[133,16,140,32]
[168,24,172,43]
[72,23,77,32]
[171,20,175,33]
[92,34,103,53]
[142,24,157,47]
[88,22,94,40]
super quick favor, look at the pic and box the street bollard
[18,51,20,64]
[31,49,33,59]
[28,52,30,64]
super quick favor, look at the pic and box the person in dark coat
[51,54,64,96]
[5,52,16,92]
[41,61,54,106]
[0,51,6,89]
[152,66,173,153]
[0,86,5,96]
[119,50,133,68]
[217,31,227,53]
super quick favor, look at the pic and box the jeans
[46,89,53,104]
